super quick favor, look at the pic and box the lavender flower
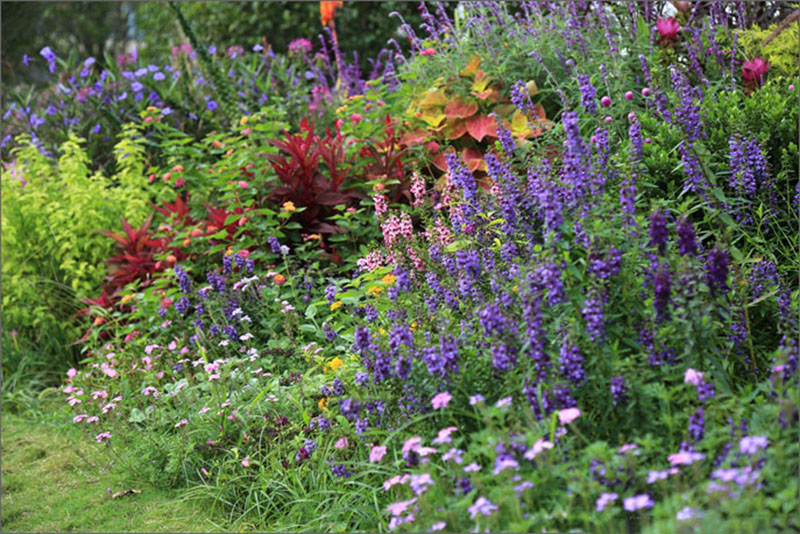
[705,246,729,295]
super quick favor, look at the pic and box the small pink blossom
[238,180,249,189]
[420,48,436,56]
[668,451,705,466]
[67,368,77,379]
[402,436,422,458]
[383,474,410,491]
[241,456,250,467]
[432,426,458,445]
[175,419,188,428]
[524,438,554,460]
[684,368,704,386]
[95,432,112,442]
[335,437,350,450]
[558,407,582,424]
[370,445,387,462]
[495,396,512,408]
[86,416,100,424]
[73,414,88,423]
[386,497,417,516]
[431,391,452,410]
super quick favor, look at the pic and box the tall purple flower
[689,407,705,442]
[653,262,672,321]
[706,246,729,295]
[676,216,698,256]
[648,210,668,255]
[610,376,627,406]
[582,290,605,343]
[577,73,597,114]
[559,339,586,385]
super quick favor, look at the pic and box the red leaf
[444,97,478,119]
[461,147,486,172]
[432,152,449,172]
[399,129,429,147]
[443,119,468,140]
[465,114,497,142]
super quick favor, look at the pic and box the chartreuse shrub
[1,125,150,378]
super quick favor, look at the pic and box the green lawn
[1,414,221,533]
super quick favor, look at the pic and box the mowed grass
[1,414,222,533]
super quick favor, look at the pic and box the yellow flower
[367,286,384,297]
[335,105,348,114]
[381,274,396,285]
[328,357,344,371]
[120,294,135,305]
[512,285,519,293]
[330,301,343,311]
[379,328,387,335]
[305,234,321,241]
[240,116,249,126]
[225,247,234,256]
[146,106,158,112]
[410,321,418,331]
[283,201,297,212]
[318,397,329,410]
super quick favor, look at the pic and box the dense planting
[2,1,798,532]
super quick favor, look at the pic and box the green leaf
[305,304,317,319]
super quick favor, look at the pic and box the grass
[1,413,223,533]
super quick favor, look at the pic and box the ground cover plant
[2,1,798,532]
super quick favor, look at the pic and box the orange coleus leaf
[471,88,500,102]
[420,108,446,128]
[443,119,468,140]
[444,96,478,119]
[461,147,487,172]
[471,70,490,93]
[399,129,430,147]
[419,89,448,109]
[465,114,497,142]
[510,109,533,138]
[460,54,482,77]
[320,1,343,26]
[432,152,449,172]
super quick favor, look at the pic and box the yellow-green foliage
[739,22,800,79]
[1,126,150,336]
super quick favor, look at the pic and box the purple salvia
[706,245,729,295]
[676,216,698,256]
[577,73,598,115]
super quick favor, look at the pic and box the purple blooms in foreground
[676,216,698,256]
[705,245,729,295]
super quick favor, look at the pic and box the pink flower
[495,396,512,408]
[431,391,452,410]
[334,437,349,449]
[86,416,99,424]
[656,17,681,40]
[600,96,612,107]
[386,497,417,516]
[95,432,112,442]
[350,113,363,125]
[432,426,458,445]
[67,368,77,379]
[430,521,446,531]
[739,435,768,454]
[668,451,705,466]
[241,456,250,467]
[463,462,481,473]
[238,180,249,189]
[420,48,436,56]
[175,419,188,428]
[684,368,704,386]
[468,496,498,519]
[623,494,654,511]
[402,436,422,458]
[383,474,410,491]
[558,407,582,425]
[523,438,554,460]
[370,445,387,462]
[742,57,769,84]
[596,492,618,512]
[73,414,88,423]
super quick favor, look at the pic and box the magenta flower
[334,437,349,450]
[383,474,410,492]
[558,407,582,424]
[742,57,769,84]
[95,432,112,442]
[402,436,422,459]
[370,445,387,462]
[241,456,251,467]
[431,391,452,410]
[175,419,188,428]
[73,414,88,423]
[656,17,681,40]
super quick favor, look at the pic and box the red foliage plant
[262,117,360,234]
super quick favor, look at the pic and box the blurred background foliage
[1,1,425,89]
